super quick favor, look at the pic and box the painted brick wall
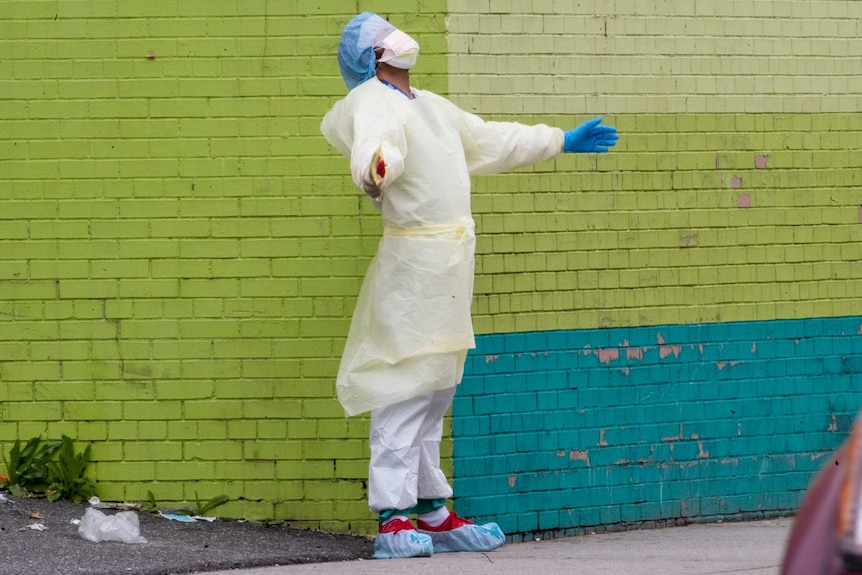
[2,0,861,539]
[447,1,862,538]
[455,317,862,538]
[0,1,446,535]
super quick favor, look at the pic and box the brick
[184,400,244,420]
[216,461,276,480]
[64,401,123,420]
[124,441,182,461]
[1,361,61,381]
[276,460,335,480]
[34,382,95,401]
[155,461,215,481]
[94,462,156,482]
[226,420,258,439]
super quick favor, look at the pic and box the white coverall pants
[368,385,456,513]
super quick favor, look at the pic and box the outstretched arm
[429,93,618,176]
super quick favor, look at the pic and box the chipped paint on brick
[569,450,590,466]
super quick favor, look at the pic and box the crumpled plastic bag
[78,507,147,544]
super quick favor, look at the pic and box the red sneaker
[417,512,505,553]
[417,511,474,532]
[378,518,418,534]
[374,518,433,559]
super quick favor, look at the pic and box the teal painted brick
[455,316,862,537]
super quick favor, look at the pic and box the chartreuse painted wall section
[446,1,862,538]
[0,1,447,535]
[1,0,861,538]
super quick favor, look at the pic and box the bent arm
[320,90,408,196]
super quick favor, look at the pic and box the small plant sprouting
[45,436,96,504]
[1,437,63,497]
[141,490,159,513]
[193,492,230,516]
[141,490,229,517]
[1,436,95,503]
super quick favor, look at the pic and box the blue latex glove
[563,118,619,153]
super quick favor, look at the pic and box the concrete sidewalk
[200,517,793,575]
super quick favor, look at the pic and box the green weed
[193,492,230,516]
[1,437,62,496]
[1,435,95,503]
[45,436,96,504]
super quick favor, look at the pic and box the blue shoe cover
[419,522,506,553]
[373,530,434,559]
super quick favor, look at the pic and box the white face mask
[375,29,420,69]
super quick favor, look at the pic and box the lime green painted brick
[244,480,303,501]
[243,400,302,419]
[180,360,239,379]
[43,421,80,439]
[335,460,369,480]
[76,422,109,441]
[243,440,302,460]
[216,461,276,480]
[180,279,239,298]
[257,420,287,439]
[119,400,182,420]
[118,320,180,339]
[156,461,215,481]
[215,380,276,399]
[226,420,258,439]
[107,421,138,440]
[94,462,156,481]
[182,481,245,503]
[303,440,366,460]
[152,340,212,359]
[0,280,58,300]
[64,401,123,421]
[95,381,156,401]
[272,339,332,358]
[286,419,316,439]
[151,220,211,238]
[0,342,29,361]
[300,399,347,419]
[277,501,336,521]
[318,420,348,439]
[276,460,335,480]
[1,361,61,381]
[30,341,90,361]
[34,382,95,401]
[241,359,301,379]
[59,319,117,340]
[183,441,244,460]
[13,423,53,440]
[124,442,183,461]
[93,483,125,501]
[156,381,214,401]
[58,280,118,299]
[178,319,240,338]
[185,401,244,420]
[158,423,195,443]
[126,481,185,502]
[304,480,364,501]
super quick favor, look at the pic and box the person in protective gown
[320,12,619,560]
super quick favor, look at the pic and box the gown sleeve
[320,83,408,192]
[424,92,565,176]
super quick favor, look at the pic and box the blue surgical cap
[337,12,394,90]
